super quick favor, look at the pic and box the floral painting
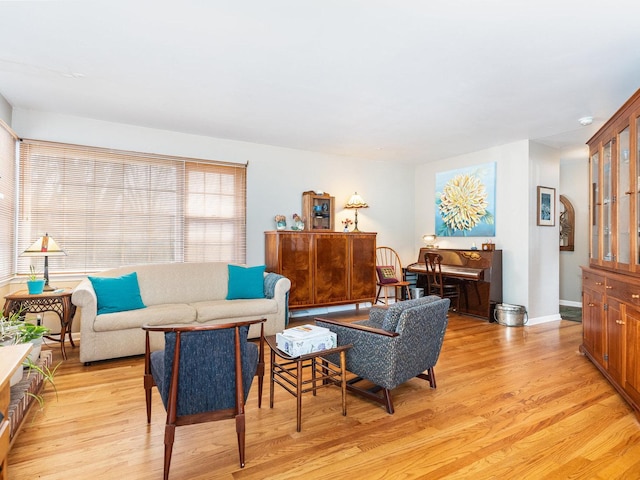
[435,162,496,237]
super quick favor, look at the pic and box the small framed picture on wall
[537,186,555,226]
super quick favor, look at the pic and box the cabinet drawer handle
[595,282,603,286]
[606,285,613,289]
[588,303,596,307]
[632,294,640,299]
[616,320,626,325]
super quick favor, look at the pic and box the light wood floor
[7,311,640,479]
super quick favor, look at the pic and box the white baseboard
[560,300,582,308]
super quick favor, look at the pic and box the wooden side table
[3,289,77,360]
[265,335,352,432]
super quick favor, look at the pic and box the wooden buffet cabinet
[265,231,376,309]
[582,87,640,418]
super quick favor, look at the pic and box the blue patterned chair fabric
[150,327,258,416]
[143,319,265,479]
[315,296,449,414]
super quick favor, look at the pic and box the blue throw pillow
[88,272,146,315]
[226,264,266,300]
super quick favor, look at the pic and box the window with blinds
[18,140,246,275]
[0,120,17,283]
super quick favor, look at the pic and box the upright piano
[406,248,502,320]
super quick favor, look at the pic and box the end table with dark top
[265,335,352,432]
[3,289,77,360]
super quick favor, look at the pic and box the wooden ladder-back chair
[425,252,461,311]
[143,319,265,479]
[375,246,411,305]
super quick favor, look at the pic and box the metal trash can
[410,288,424,299]
[494,303,528,326]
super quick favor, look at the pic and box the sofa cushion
[226,264,266,300]
[193,298,278,322]
[93,303,196,332]
[88,272,146,315]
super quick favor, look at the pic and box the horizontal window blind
[18,140,246,275]
[0,120,17,283]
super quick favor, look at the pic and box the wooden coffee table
[265,335,352,432]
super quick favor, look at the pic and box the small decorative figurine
[291,213,305,230]
[342,218,353,232]
[275,215,287,230]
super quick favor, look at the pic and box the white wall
[12,108,566,321]
[560,156,589,305]
[0,93,11,124]
[11,109,417,266]
[415,139,562,322]
[528,141,560,321]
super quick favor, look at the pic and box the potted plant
[27,265,46,295]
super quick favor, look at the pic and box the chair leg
[144,372,154,423]
[236,412,246,468]
[163,424,175,480]
[417,367,437,388]
[375,285,383,305]
[382,388,394,414]
[345,377,395,414]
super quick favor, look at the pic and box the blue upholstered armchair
[315,296,449,414]
[143,319,265,479]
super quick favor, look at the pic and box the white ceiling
[1,1,639,164]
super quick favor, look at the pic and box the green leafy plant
[0,309,49,344]
[28,265,39,281]
[22,356,61,409]
[0,309,23,342]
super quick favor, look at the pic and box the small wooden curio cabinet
[302,191,335,231]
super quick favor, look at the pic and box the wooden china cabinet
[265,231,376,309]
[581,87,640,418]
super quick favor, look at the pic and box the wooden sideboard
[581,267,640,418]
[265,231,376,309]
[0,344,31,480]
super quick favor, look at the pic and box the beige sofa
[71,262,291,364]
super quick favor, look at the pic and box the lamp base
[43,284,56,292]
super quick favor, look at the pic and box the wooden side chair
[143,319,265,480]
[425,252,461,311]
[375,246,411,305]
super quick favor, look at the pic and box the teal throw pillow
[226,264,266,300]
[88,272,146,315]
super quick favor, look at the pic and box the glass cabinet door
[637,116,640,266]
[618,126,631,266]
[591,151,600,263]
[603,141,613,262]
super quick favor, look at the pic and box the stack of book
[276,324,337,357]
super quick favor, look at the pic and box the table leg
[296,359,302,432]
[340,351,347,416]
[311,357,317,396]
[269,349,275,409]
